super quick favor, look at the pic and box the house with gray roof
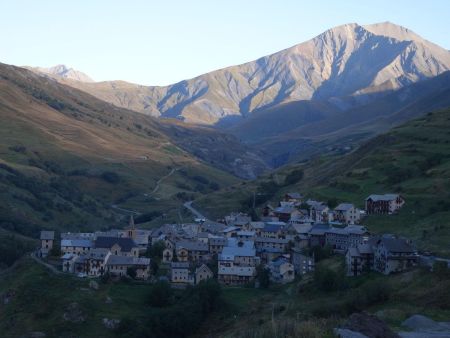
[39,230,55,257]
[373,236,418,274]
[218,266,256,286]
[61,238,93,256]
[334,203,361,224]
[365,194,404,215]
[106,255,151,280]
[175,240,210,262]
[94,237,139,257]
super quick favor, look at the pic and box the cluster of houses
[39,217,152,280]
[38,191,416,286]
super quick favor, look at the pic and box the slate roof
[40,231,55,240]
[309,224,331,236]
[255,237,289,244]
[106,255,150,266]
[286,192,303,199]
[88,248,110,260]
[61,239,93,248]
[171,262,190,269]
[237,231,255,237]
[94,236,137,252]
[379,237,416,253]
[209,237,227,246]
[366,194,400,202]
[335,203,355,211]
[176,241,209,252]
[274,206,297,214]
[222,246,255,257]
[223,226,240,233]
[263,223,285,233]
[218,266,255,277]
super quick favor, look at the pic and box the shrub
[284,169,304,185]
[101,171,120,184]
[148,281,173,307]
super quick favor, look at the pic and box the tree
[151,259,159,275]
[146,240,166,259]
[433,260,449,279]
[284,169,304,186]
[49,241,61,257]
[148,280,172,307]
[127,266,137,279]
[257,265,271,289]
[313,265,345,292]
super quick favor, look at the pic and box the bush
[101,171,120,184]
[148,281,173,307]
[284,169,304,185]
[314,265,346,292]
[257,265,270,289]
[433,261,450,279]
[135,211,162,224]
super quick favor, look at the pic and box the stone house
[209,237,227,254]
[94,237,139,257]
[40,230,55,257]
[291,248,315,275]
[334,203,361,224]
[85,248,111,276]
[365,194,405,215]
[171,262,194,285]
[176,241,210,262]
[218,266,256,286]
[195,264,214,284]
[345,243,374,276]
[61,239,93,256]
[268,257,295,283]
[373,236,418,275]
[106,255,151,280]
[162,248,173,263]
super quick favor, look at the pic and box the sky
[1,0,449,86]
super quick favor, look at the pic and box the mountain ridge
[29,22,450,125]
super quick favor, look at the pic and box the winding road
[183,201,208,220]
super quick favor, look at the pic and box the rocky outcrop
[55,22,450,125]
[338,312,399,338]
[399,315,450,338]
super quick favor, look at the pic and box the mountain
[50,22,450,125]
[0,62,268,236]
[230,71,450,165]
[195,106,450,256]
[24,64,94,82]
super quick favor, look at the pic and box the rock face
[25,64,94,82]
[399,315,450,338]
[58,22,450,125]
[62,302,85,323]
[341,312,399,338]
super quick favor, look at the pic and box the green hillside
[196,107,450,256]
[0,63,242,251]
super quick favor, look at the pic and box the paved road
[30,252,63,275]
[110,204,141,215]
[183,201,208,220]
[419,255,450,268]
[149,167,180,195]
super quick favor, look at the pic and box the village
[35,192,429,287]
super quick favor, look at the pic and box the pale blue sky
[1,0,449,85]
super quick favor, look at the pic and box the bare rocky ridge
[35,22,450,125]
[24,64,94,83]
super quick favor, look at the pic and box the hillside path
[30,252,62,275]
[183,201,208,221]
[149,167,181,195]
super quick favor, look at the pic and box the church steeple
[127,215,136,239]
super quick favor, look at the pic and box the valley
[0,16,449,338]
